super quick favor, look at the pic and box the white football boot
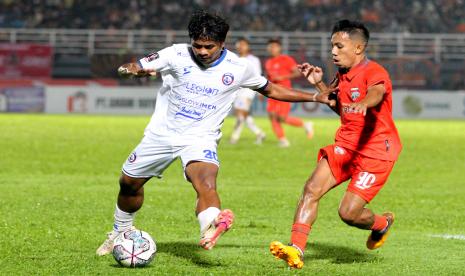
[96,226,136,256]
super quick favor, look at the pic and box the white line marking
[430,234,465,240]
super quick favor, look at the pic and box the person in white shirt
[230,37,266,144]
[96,10,335,256]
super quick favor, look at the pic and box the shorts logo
[144,52,159,62]
[128,152,137,163]
[350,87,360,101]
[334,146,345,155]
[222,73,234,86]
[354,172,376,190]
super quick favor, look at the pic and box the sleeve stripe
[137,59,144,69]
[254,80,269,92]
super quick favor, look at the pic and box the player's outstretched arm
[117,63,157,78]
[258,82,336,106]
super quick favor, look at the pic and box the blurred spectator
[0,0,464,33]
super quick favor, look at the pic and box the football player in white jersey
[229,37,266,145]
[96,10,335,256]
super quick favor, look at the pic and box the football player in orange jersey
[270,20,402,269]
[265,38,314,147]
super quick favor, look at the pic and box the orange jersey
[335,59,402,161]
[265,55,297,88]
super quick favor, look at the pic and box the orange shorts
[267,98,291,117]
[318,144,395,202]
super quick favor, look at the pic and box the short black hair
[188,10,229,42]
[236,37,249,44]
[331,19,370,46]
[267,38,282,45]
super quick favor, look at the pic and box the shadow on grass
[156,241,224,267]
[309,242,380,264]
[109,264,151,269]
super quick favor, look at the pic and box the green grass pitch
[1,114,464,275]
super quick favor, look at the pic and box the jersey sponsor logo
[334,146,345,155]
[175,105,207,121]
[354,172,376,190]
[222,73,234,85]
[350,87,360,101]
[342,105,356,114]
[184,82,220,96]
[144,52,159,62]
[128,152,137,163]
[174,94,217,110]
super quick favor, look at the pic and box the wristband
[312,92,319,102]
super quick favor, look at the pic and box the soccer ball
[112,228,156,268]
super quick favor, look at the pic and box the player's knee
[119,175,144,195]
[302,180,324,200]
[338,206,359,226]
[277,116,286,122]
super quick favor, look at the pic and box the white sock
[197,207,221,233]
[112,204,135,235]
[246,116,261,135]
[231,116,245,141]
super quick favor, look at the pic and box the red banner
[0,44,53,79]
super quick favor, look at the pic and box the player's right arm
[118,47,174,78]
[118,63,156,78]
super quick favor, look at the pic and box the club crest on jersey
[334,146,345,155]
[350,88,360,101]
[222,73,234,86]
[144,52,159,62]
[128,152,137,163]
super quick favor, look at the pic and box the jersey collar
[341,58,370,80]
[209,48,227,67]
[188,47,228,69]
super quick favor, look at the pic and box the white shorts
[233,88,256,111]
[122,135,219,179]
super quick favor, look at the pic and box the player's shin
[230,116,245,143]
[112,204,136,235]
[245,116,260,134]
[290,223,311,254]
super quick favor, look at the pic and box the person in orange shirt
[270,20,402,269]
[265,38,314,147]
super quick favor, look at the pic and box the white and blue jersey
[139,43,268,142]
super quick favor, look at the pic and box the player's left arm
[257,82,335,106]
[343,84,385,116]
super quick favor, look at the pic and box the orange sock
[371,214,388,231]
[271,119,285,139]
[284,116,304,127]
[290,223,311,253]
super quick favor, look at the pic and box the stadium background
[1,1,464,275]
[1,0,464,116]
